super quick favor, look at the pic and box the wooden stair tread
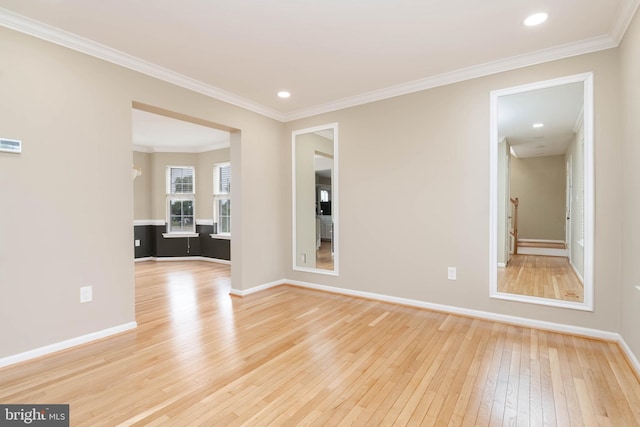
[518,241,566,249]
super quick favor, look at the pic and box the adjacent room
[1,1,640,425]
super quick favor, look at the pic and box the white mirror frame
[292,123,339,276]
[489,73,594,311]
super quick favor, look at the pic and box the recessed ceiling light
[277,91,291,99]
[532,122,544,128]
[524,12,548,27]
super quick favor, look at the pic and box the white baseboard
[230,279,286,297]
[498,262,506,268]
[284,279,617,340]
[233,277,618,342]
[0,321,137,369]
[138,256,231,265]
[618,335,640,378]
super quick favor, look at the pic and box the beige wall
[509,155,566,241]
[620,10,640,363]
[285,48,622,334]
[0,27,285,358]
[133,151,152,220]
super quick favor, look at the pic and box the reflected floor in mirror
[498,254,583,302]
[316,240,334,270]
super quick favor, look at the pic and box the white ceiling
[0,1,638,122]
[498,82,584,158]
[132,109,230,153]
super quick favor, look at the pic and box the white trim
[518,239,565,244]
[498,262,506,268]
[2,5,637,123]
[489,72,594,312]
[162,232,199,238]
[196,219,214,226]
[210,234,231,240]
[151,256,230,265]
[286,279,614,338]
[490,291,592,311]
[618,335,640,379]
[238,278,618,341]
[610,0,640,45]
[134,257,153,263]
[0,322,137,369]
[133,219,164,226]
[230,279,286,297]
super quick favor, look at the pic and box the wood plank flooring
[498,254,584,302]
[316,241,334,271]
[1,261,639,425]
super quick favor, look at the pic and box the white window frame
[166,166,196,235]
[213,162,231,237]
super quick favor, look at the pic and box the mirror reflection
[491,74,593,310]
[293,124,338,274]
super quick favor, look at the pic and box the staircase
[517,240,567,256]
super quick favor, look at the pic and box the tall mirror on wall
[490,73,593,310]
[293,123,338,275]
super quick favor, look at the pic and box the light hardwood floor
[316,240,334,270]
[1,261,639,425]
[498,255,584,302]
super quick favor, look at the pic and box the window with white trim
[167,166,195,233]
[213,163,231,235]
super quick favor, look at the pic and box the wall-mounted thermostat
[0,138,22,153]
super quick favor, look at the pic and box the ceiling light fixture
[524,12,548,27]
[532,122,544,128]
[277,91,291,99]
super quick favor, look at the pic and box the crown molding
[132,143,229,153]
[0,7,285,122]
[610,0,640,45]
[282,34,618,121]
[2,4,637,124]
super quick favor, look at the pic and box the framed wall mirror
[292,123,339,275]
[489,73,594,311]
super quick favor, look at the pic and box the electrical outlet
[80,286,92,303]
[134,239,141,247]
[447,267,457,280]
